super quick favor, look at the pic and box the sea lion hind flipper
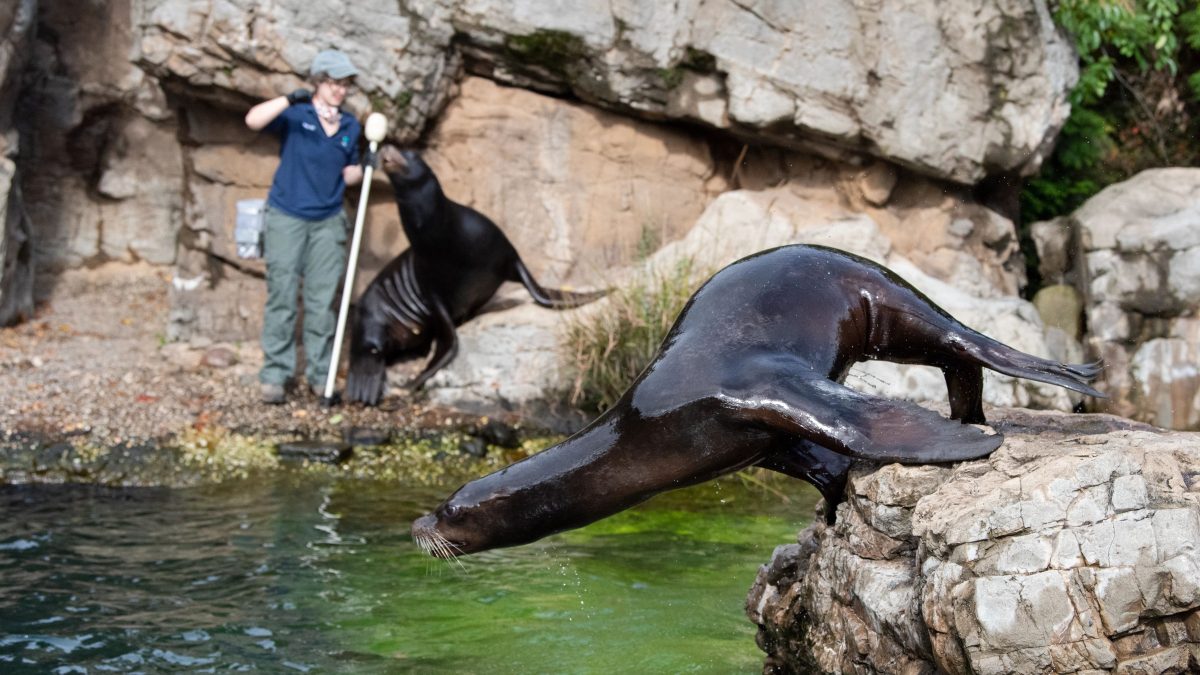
[512,259,608,309]
[756,441,854,524]
[733,377,1003,465]
[404,297,459,391]
[958,333,1107,399]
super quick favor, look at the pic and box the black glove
[285,88,312,105]
[361,147,380,171]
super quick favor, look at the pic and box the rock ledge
[747,409,1200,674]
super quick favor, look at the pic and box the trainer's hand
[286,88,312,105]
[361,147,380,171]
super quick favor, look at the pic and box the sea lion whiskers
[415,528,467,569]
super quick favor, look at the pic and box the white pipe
[324,112,388,400]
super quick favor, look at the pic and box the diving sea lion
[346,147,606,405]
[412,244,1104,557]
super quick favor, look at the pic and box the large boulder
[20,0,180,275]
[747,409,1200,674]
[424,186,1070,415]
[1032,169,1200,430]
[422,76,726,285]
[452,0,1076,184]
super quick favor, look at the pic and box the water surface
[0,470,816,673]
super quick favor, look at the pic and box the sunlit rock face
[401,76,727,288]
[747,409,1200,674]
[0,0,35,326]
[1033,169,1200,431]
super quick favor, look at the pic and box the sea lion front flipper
[732,376,1003,464]
[756,441,854,524]
[404,297,459,390]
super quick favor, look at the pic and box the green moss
[657,67,684,90]
[0,427,561,488]
[504,30,588,78]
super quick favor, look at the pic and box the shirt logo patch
[341,136,350,147]
[302,122,317,131]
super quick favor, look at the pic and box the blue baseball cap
[310,50,358,79]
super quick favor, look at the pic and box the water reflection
[0,472,815,673]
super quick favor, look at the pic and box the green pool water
[0,469,817,673]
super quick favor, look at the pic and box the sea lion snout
[411,513,454,558]
[411,512,436,537]
[379,144,407,174]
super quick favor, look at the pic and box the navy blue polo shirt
[264,104,361,220]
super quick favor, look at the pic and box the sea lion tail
[957,332,1106,399]
[513,259,609,309]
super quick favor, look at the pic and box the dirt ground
[0,264,491,451]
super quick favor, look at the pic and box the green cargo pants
[259,207,347,389]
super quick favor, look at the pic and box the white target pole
[324,112,388,402]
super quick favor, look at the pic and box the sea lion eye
[443,504,462,520]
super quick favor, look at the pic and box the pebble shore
[0,265,534,485]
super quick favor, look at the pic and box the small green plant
[658,67,684,89]
[562,256,707,414]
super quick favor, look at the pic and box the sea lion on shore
[412,244,1104,557]
[345,147,606,405]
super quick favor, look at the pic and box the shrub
[562,257,707,415]
[1024,0,1200,224]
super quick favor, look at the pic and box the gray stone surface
[747,409,1200,674]
[1032,169,1200,430]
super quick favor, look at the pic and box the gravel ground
[0,264,507,453]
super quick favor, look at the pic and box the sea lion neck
[390,172,451,242]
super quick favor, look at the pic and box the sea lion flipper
[404,297,459,390]
[735,376,1003,464]
[757,441,854,524]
